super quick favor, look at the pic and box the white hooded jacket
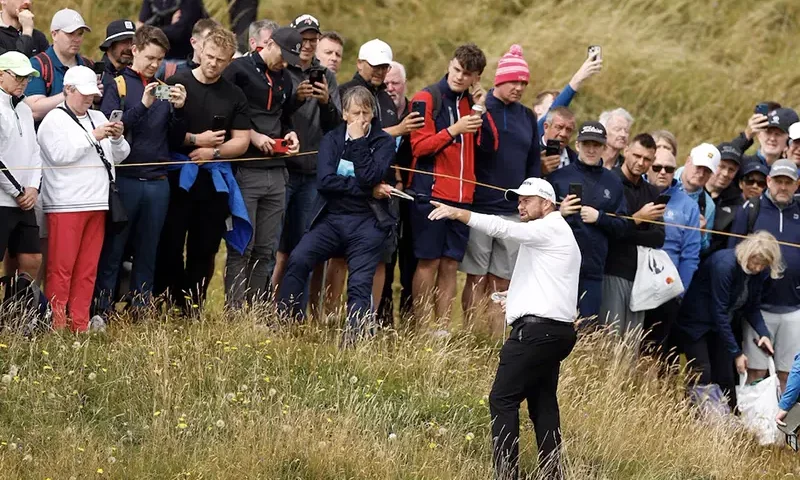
[0,88,41,208]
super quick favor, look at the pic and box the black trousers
[642,297,681,361]
[683,331,736,405]
[154,170,229,312]
[489,319,577,480]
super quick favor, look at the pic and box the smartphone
[308,68,324,85]
[588,45,602,61]
[545,139,561,157]
[655,194,671,205]
[754,102,771,116]
[272,139,290,154]
[109,110,123,123]
[211,115,226,132]
[154,84,171,100]
[92,61,106,75]
[568,183,583,200]
[411,100,426,119]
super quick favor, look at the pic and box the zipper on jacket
[456,94,464,203]
[10,98,21,137]
[780,210,784,233]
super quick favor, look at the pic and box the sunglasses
[742,177,767,188]
[4,70,32,82]
[651,165,676,174]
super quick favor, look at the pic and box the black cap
[717,142,742,164]
[271,27,303,67]
[766,108,799,133]
[100,19,136,51]
[290,14,321,34]
[740,161,770,178]
[576,121,607,144]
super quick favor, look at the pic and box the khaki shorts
[743,309,800,372]
[459,214,520,280]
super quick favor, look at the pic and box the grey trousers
[224,166,287,306]
[599,274,645,339]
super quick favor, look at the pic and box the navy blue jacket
[676,249,770,357]
[472,89,540,215]
[313,119,396,227]
[100,67,185,179]
[548,159,628,280]
[729,193,800,311]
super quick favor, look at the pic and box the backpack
[114,75,127,109]
[34,51,94,97]
[422,83,474,126]
[0,272,50,336]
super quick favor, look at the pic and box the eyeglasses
[742,177,767,188]
[651,165,676,174]
[4,71,31,82]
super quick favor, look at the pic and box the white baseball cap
[358,39,393,66]
[51,9,91,34]
[789,122,800,142]
[689,143,721,174]
[505,177,556,203]
[63,66,101,96]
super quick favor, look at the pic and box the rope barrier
[3,150,798,249]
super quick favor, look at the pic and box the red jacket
[409,76,490,204]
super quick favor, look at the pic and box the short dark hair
[320,31,344,46]
[134,25,170,52]
[453,43,486,75]
[533,89,559,108]
[631,133,657,150]
[192,18,221,37]
[762,101,782,112]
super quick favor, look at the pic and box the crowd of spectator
[0,3,800,478]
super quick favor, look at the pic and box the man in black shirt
[599,133,665,339]
[222,26,302,307]
[0,0,47,56]
[154,27,250,313]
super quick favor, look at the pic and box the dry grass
[0,312,797,479]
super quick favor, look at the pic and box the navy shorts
[410,199,470,261]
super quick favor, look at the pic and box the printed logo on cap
[124,21,134,29]
[582,125,604,135]
[707,152,714,159]
[603,189,610,199]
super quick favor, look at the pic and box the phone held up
[545,139,561,157]
[754,102,771,116]
[308,68,324,86]
[655,194,671,205]
[411,100,426,119]
[153,84,171,101]
[272,139,290,154]
[211,115,226,132]
[568,183,583,202]
[108,110,123,123]
[588,45,602,62]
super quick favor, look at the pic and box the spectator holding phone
[742,107,798,167]
[221,26,302,306]
[37,66,130,332]
[643,148,701,357]
[0,0,48,57]
[408,43,487,329]
[94,25,187,320]
[548,121,628,321]
[599,134,665,339]
[540,106,578,175]
[153,27,250,314]
[461,44,539,336]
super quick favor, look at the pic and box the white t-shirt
[467,211,581,323]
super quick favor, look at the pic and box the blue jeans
[94,176,170,313]
[278,171,318,254]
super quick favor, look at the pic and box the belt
[511,315,571,328]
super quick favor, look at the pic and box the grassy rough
[0,316,797,479]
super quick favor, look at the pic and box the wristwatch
[189,134,196,146]
[213,148,221,160]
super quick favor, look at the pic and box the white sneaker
[89,315,107,333]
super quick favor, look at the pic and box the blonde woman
[675,231,782,405]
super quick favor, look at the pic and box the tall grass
[0,313,796,479]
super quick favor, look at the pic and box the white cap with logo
[63,65,101,96]
[689,143,721,174]
[505,177,556,203]
[50,9,91,34]
[358,39,393,66]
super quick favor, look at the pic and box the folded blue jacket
[168,153,253,255]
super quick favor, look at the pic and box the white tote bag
[736,356,782,445]
[629,247,684,312]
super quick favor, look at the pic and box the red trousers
[46,211,105,332]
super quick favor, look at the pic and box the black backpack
[0,272,51,336]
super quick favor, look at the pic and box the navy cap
[766,108,800,134]
[740,161,770,178]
